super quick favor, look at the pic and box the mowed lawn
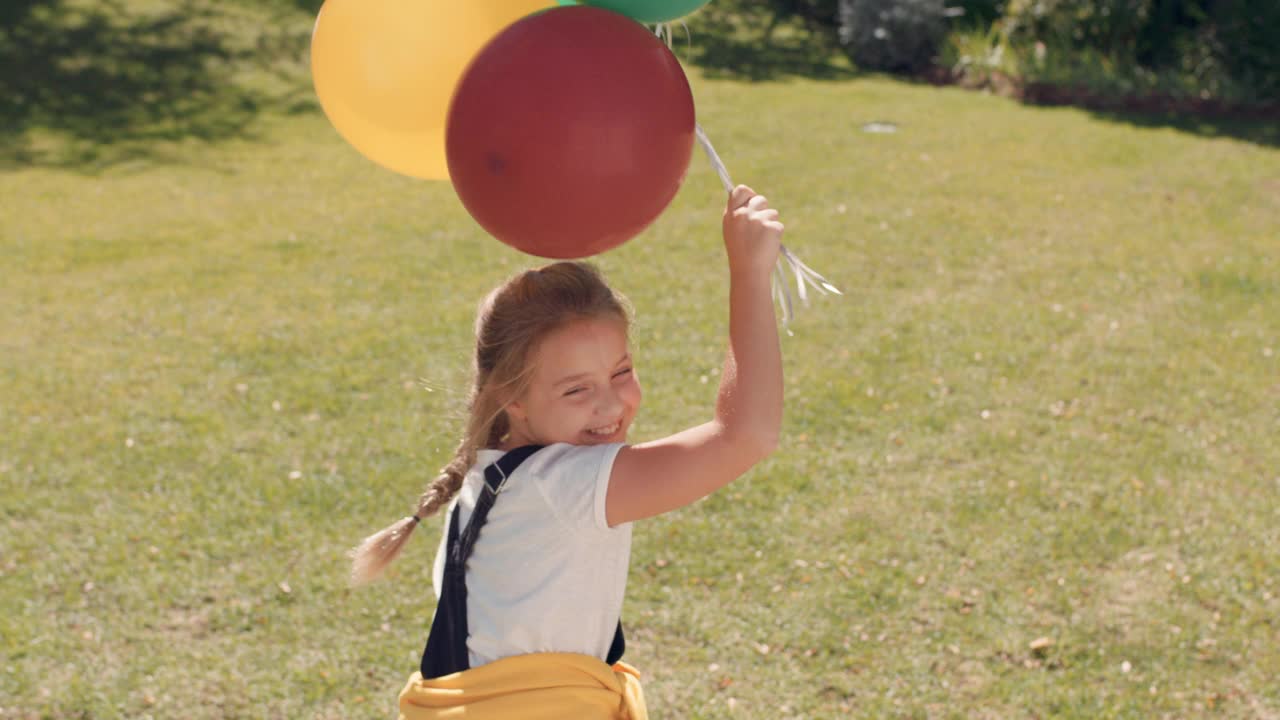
[3,19,1280,720]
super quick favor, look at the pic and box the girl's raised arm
[606,185,784,527]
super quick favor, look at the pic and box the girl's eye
[613,367,633,379]
[563,387,587,397]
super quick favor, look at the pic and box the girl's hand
[722,184,783,277]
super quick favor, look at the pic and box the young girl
[351,185,784,719]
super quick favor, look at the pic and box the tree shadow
[1018,83,1280,149]
[685,31,859,82]
[1081,108,1279,149]
[0,0,314,171]
[680,7,856,83]
[287,0,325,15]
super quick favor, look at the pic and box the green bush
[687,0,1279,99]
[950,0,1005,25]
[838,0,949,72]
[941,22,1018,83]
[1003,0,1153,54]
[1001,0,1280,102]
[1207,0,1280,99]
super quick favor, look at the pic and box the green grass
[3,4,1280,719]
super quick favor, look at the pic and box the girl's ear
[505,399,526,423]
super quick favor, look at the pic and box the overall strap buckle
[482,444,543,495]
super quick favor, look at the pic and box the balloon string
[653,22,691,53]
[694,123,843,328]
[653,23,670,48]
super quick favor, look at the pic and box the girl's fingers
[729,185,756,210]
[746,195,769,212]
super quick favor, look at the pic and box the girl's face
[504,316,641,448]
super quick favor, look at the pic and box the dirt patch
[1261,179,1280,205]
[159,607,211,639]
[1091,547,1183,643]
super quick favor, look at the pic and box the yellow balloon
[311,0,552,180]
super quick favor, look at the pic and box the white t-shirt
[431,442,631,668]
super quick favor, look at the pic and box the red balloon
[446,6,696,259]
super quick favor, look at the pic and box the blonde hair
[349,261,631,584]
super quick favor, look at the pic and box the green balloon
[580,0,710,23]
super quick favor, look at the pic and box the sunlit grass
[3,6,1280,719]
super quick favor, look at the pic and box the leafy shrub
[1002,0,1153,54]
[837,0,949,72]
[1001,0,1279,102]
[949,0,1006,25]
[941,22,1018,84]
[1206,0,1280,100]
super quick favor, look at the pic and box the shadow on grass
[1019,85,1280,149]
[946,71,1280,149]
[288,0,325,14]
[680,9,856,83]
[0,0,314,171]
[1083,108,1280,149]
[686,31,858,82]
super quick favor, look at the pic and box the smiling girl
[350,185,783,719]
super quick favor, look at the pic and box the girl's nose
[596,387,624,418]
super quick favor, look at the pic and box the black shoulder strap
[420,445,543,679]
[450,444,544,569]
[420,444,627,677]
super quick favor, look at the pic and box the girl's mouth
[586,421,622,438]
